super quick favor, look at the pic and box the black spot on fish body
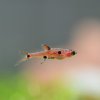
[43,56,47,59]
[58,51,61,54]
[27,54,30,58]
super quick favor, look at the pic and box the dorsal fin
[41,44,51,51]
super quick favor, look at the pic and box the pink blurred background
[22,19,100,98]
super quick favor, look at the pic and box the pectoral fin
[41,56,47,64]
[41,44,51,51]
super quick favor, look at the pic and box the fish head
[65,49,77,57]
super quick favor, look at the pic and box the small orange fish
[19,44,77,64]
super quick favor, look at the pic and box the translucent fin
[15,50,29,67]
[41,58,46,64]
[20,50,28,55]
[15,56,28,67]
[41,44,51,51]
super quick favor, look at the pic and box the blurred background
[1,0,100,100]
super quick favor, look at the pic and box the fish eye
[72,51,76,55]
[58,51,61,54]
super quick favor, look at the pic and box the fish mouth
[72,51,77,55]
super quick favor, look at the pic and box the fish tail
[20,50,28,55]
[20,50,31,61]
[15,50,30,67]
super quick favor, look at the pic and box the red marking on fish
[18,44,77,64]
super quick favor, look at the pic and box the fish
[18,44,77,64]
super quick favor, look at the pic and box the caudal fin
[15,50,30,67]
[20,50,28,55]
